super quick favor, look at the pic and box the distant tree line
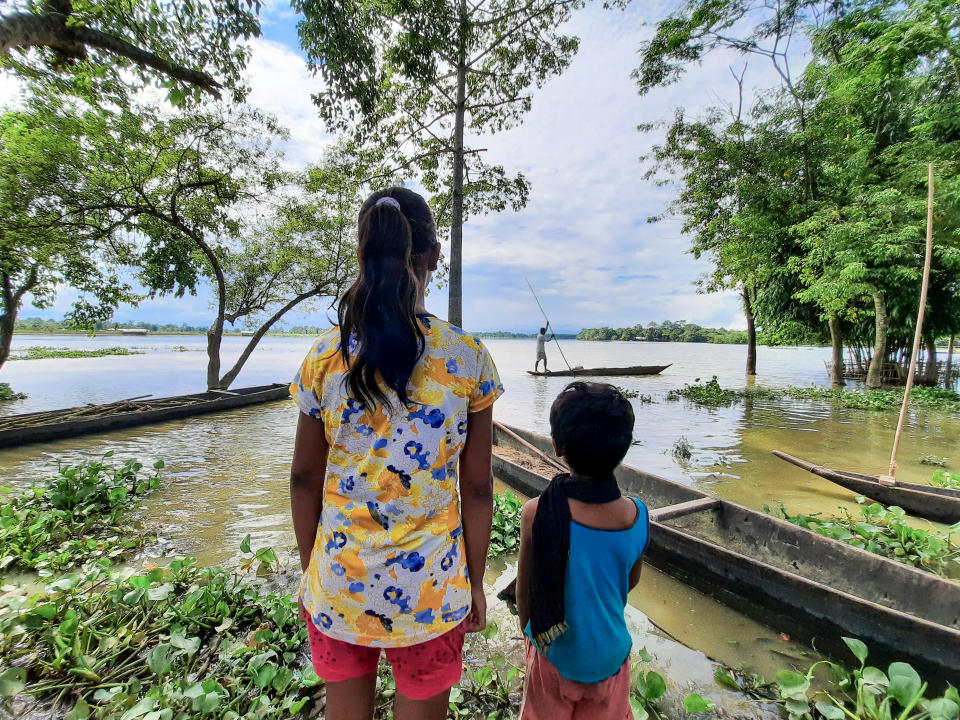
[577,321,751,344]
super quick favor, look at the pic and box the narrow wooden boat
[0,383,290,449]
[492,423,960,680]
[526,364,671,377]
[773,450,960,525]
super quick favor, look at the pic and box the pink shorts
[520,640,632,720]
[306,619,467,700]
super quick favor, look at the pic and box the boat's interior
[493,423,960,632]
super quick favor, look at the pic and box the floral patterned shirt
[290,315,504,647]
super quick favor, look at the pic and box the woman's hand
[465,585,487,632]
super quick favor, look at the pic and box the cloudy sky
[4,2,806,333]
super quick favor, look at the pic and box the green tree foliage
[294,0,588,326]
[637,0,960,387]
[577,320,749,344]
[0,95,136,371]
[0,0,261,103]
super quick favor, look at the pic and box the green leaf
[861,666,889,689]
[714,669,738,689]
[146,644,173,675]
[473,666,494,687]
[170,630,200,655]
[636,647,653,663]
[0,667,26,696]
[480,621,498,640]
[240,534,252,554]
[683,693,715,713]
[65,699,91,720]
[120,698,157,720]
[842,637,868,665]
[815,701,845,720]
[630,696,650,720]
[147,582,174,601]
[887,662,922,706]
[926,698,959,720]
[254,663,279,688]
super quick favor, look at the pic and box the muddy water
[2,335,959,707]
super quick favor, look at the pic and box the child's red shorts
[520,639,632,719]
[306,618,467,700]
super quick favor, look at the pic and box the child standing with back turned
[516,382,648,719]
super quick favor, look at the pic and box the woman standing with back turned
[289,187,503,720]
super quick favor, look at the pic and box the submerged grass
[10,347,144,361]
[668,377,960,414]
[770,500,960,579]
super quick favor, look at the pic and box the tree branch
[0,11,223,97]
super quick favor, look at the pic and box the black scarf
[529,472,621,653]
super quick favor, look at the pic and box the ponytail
[338,188,437,409]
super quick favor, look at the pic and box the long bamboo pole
[525,278,573,372]
[887,163,935,480]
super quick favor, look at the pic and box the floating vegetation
[614,386,652,403]
[0,454,162,572]
[0,383,26,402]
[489,491,522,558]
[0,553,322,718]
[918,454,949,468]
[630,647,716,719]
[671,436,693,461]
[668,377,960,414]
[776,638,959,720]
[930,470,960,491]
[770,501,960,579]
[10,346,144,360]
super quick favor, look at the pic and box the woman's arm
[628,557,643,590]
[290,412,330,572]
[459,406,494,632]
[516,497,538,630]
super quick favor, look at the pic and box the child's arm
[516,498,538,630]
[290,413,329,572]
[460,406,494,633]
[628,557,643,590]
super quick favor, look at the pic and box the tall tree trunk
[742,287,756,376]
[945,336,955,388]
[218,289,320,389]
[923,336,938,386]
[828,313,845,388]
[866,291,888,389]
[447,1,468,328]
[207,315,225,390]
[0,311,14,371]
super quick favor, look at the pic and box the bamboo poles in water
[886,163,935,482]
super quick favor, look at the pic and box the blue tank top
[526,497,649,682]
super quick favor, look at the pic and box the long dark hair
[338,187,437,409]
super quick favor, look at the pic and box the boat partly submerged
[526,364,671,378]
[492,423,960,680]
[773,450,960,525]
[0,383,290,449]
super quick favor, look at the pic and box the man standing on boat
[535,323,554,373]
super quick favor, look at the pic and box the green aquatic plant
[930,470,960,491]
[776,638,959,720]
[630,648,716,719]
[671,436,693,461]
[0,553,322,718]
[918,454,949,468]
[490,491,523,558]
[10,346,144,360]
[770,501,960,579]
[0,454,163,572]
[667,378,960,415]
[0,383,27,402]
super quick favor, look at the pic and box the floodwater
[2,333,958,706]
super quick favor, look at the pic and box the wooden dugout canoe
[773,450,960,525]
[526,364,671,378]
[0,383,290,449]
[492,423,960,680]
